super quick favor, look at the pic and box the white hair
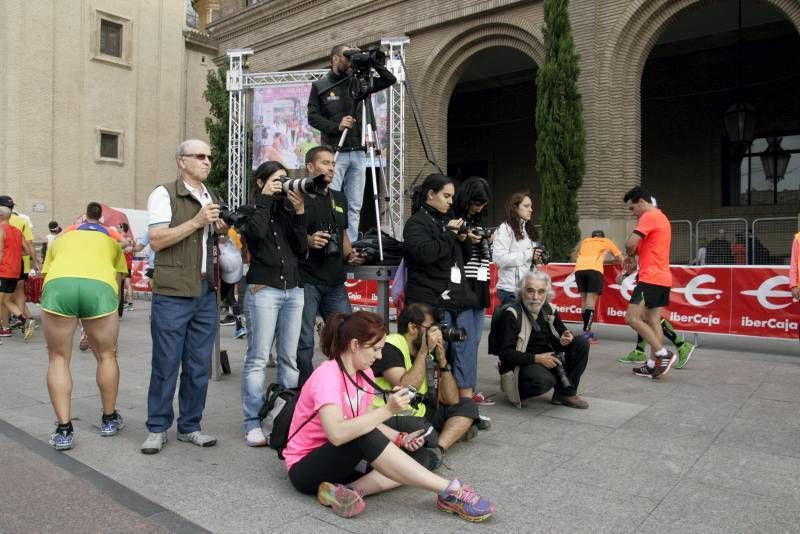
[175,139,209,159]
[517,269,553,301]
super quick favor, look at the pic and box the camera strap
[335,356,392,401]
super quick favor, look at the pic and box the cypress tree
[535,0,586,261]
[203,65,229,199]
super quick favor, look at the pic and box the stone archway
[408,18,545,184]
[591,0,800,218]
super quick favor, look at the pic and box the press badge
[450,265,461,284]
[477,266,489,282]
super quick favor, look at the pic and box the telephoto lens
[438,323,467,343]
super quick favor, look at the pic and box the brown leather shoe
[551,393,589,409]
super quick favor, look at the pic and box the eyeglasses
[182,153,213,163]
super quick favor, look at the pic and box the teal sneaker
[618,349,646,363]
[676,342,695,369]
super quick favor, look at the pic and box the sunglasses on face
[182,153,213,163]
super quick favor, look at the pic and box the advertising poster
[253,84,320,170]
[252,84,390,170]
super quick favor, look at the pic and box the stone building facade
[0,1,218,238]
[208,0,800,247]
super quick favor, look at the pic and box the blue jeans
[241,285,304,432]
[331,150,366,243]
[146,283,217,434]
[496,288,516,305]
[445,308,484,390]
[297,283,352,386]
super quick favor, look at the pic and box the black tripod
[329,76,392,262]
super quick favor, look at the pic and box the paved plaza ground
[1,300,799,533]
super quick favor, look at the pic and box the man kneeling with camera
[372,303,480,470]
[496,270,589,409]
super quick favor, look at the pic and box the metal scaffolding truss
[225,38,409,238]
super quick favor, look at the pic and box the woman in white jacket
[491,192,543,304]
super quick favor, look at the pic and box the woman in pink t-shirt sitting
[283,311,496,523]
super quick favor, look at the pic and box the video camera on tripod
[343,47,388,101]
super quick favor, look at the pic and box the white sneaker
[245,427,268,447]
[177,430,217,448]
[141,432,167,454]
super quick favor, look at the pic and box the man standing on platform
[307,44,396,243]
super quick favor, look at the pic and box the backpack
[258,383,314,459]
[487,299,523,356]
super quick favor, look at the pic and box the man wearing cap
[572,230,623,344]
[0,195,40,338]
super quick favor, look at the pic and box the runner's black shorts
[0,277,18,294]
[574,269,604,294]
[630,282,670,309]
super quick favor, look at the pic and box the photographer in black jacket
[297,146,365,387]
[403,174,478,401]
[240,160,308,447]
[307,44,396,243]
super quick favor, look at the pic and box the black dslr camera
[219,204,256,231]
[438,323,467,343]
[404,385,426,409]
[552,351,571,389]
[458,222,494,261]
[533,245,551,266]
[323,224,341,258]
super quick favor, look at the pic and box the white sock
[646,359,656,368]
[655,348,668,356]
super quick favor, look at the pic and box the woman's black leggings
[288,429,390,495]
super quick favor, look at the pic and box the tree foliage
[535,0,586,261]
[204,65,229,199]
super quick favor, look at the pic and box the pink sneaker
[317,482,365,518]
[0,328,12,337]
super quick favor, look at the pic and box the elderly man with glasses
[141,139,227,454]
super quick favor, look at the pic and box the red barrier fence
[542,263,799,340]
[131,259,799,340]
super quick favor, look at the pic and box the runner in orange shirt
[572,230,622,344]
[622,186,677,379]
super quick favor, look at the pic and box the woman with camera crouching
[452,177,495,408]
[403,174,479,402]
[240,160,308,447]
[492,191,544,305]
[284,311,495,522]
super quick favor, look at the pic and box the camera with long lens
[218,204,255,230]
[344,46,387,73]
[458,223,494,260]
[533,245,551,265]
[552,351,571,389]
[323,224,341,258]
[279,174,328,196]
[403,385,426,409]
[438,323,467,343]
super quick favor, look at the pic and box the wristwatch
[439,363,452,372]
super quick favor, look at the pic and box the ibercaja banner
[541,264,799,340]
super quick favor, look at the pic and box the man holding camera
[495,270,589,409]
[141,139,226,454]
[372,302,480,466]
[307,44,396,243]
[296,145,365,387]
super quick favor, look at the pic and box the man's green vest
[152,179,220,297]
[373,333,429,417]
